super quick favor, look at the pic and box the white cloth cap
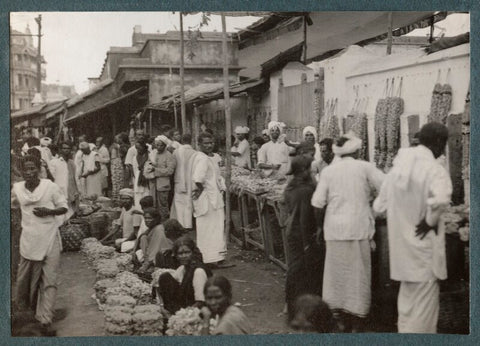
[302,126,318,141]
[119,188,134,198]
[267,121,285,133]
[155,135,171,146]
[332,131,362,156]
[235,126,250,134]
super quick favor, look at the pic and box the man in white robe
[231,126,251,169]
[170,134,196,230]
[373,122,452,333]
[191,132,227,265]
[257,121,293,177]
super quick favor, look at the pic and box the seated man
[100,188,137,248]
[120,195,154,253]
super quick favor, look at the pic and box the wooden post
[303,15,308,64]
[149,109,152,136]
[387,12,393,55]
[222,13,232,243]
[193,104,200,150]
[179,12,187,133]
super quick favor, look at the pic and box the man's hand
[415,218,438,240]
[33,207,52,217]
[192,185,204,200]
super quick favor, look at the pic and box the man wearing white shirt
[231,126,251,169]
[125,129,151,187]
[48,142,79,220]
[373,123,452,333]
[311,132,384,332]
[257,121,293,177]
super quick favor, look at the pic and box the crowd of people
[11,117,453,335]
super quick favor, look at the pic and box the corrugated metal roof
[66,78,114,108]
[65,86,147,123]
[147,79,265,112]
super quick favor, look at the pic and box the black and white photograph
[9,11,470,337]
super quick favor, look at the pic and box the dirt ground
[49,242,291,336]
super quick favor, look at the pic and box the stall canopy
[11,100,65,125]
[65,86,147,124]
[238,11,449,68]
[146,78,265,112]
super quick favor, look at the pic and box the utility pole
[386,12,393,55]
[221,13,232,242]
[179,12,187,133]
[34,14,42,92]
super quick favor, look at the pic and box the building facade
[10,26,46,112]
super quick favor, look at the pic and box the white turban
[302,126,318,141]
[155,135,171,146]
[40,137,52,147]
[261,129,269,135]
[119,188,134,199]
[267,121,285,133]
[234,126,250,134]
[332,132,362,156]
[79,142,90,150]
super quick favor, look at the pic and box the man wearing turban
[231,126,251,169]
[311,132,385,332]
[78,141,102,198]
[257,121,293,177]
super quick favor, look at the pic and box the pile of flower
[443,204,470,242]
[165,307,217,336]
[104,297,136,336]
[104,271,153,305]
[80,238,115,263]
[95,258,120,280]
[131,305,164,335]
[114,253,133,272]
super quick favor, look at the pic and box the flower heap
[165,307,217,336]
[442,204,470,242]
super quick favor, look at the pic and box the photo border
[1,1,478,344]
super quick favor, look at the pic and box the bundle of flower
[81,238,115,263]
[132,304,164,335]
[104,305,134,336]
[106,294,137,309]
[374,99,388,169]
[96,259,120,281]
[128,280,153,305]
[165,307,217,336]
[94,278,118,304]
[151,268,176,289]
[385,97,403,169]
[104,271,153,305]
[80,237,100,254]
[459,225,469,242]
[113,253,134,272]
[438,84,452,125]
[349,113,369,161]
[427,83,443,123]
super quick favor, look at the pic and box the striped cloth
[322,239,371,317]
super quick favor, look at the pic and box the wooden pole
[303,15,307,64]
[179,12,187,133]
[221,13,232,243]
[387,12,393,55]
[193,104,200,150]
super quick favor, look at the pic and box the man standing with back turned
[373,122,452,333]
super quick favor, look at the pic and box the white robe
[192,152,226,263]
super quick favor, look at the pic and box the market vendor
[134,208,173,273]
[311,132,385,332]
[257,121,293,177]
[302,126,321,162]
[199,275,252,335]
[156,237,212,315]
[261,129,270,143]
[231,126,251,169]
[100,188,137,247]
[11,155,68,334]
[290,294,338,333]
[373,122,452,333]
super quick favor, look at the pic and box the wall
[314,44,470,162]
[145,40,238,66]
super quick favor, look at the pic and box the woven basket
[88,213,108,240]
[60,219,91,252]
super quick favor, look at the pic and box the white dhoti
[397,280,439,333]
[171,192,193,229]
[196,203,226,264]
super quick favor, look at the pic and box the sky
[10,12,261,93]
[10,12,469,95]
